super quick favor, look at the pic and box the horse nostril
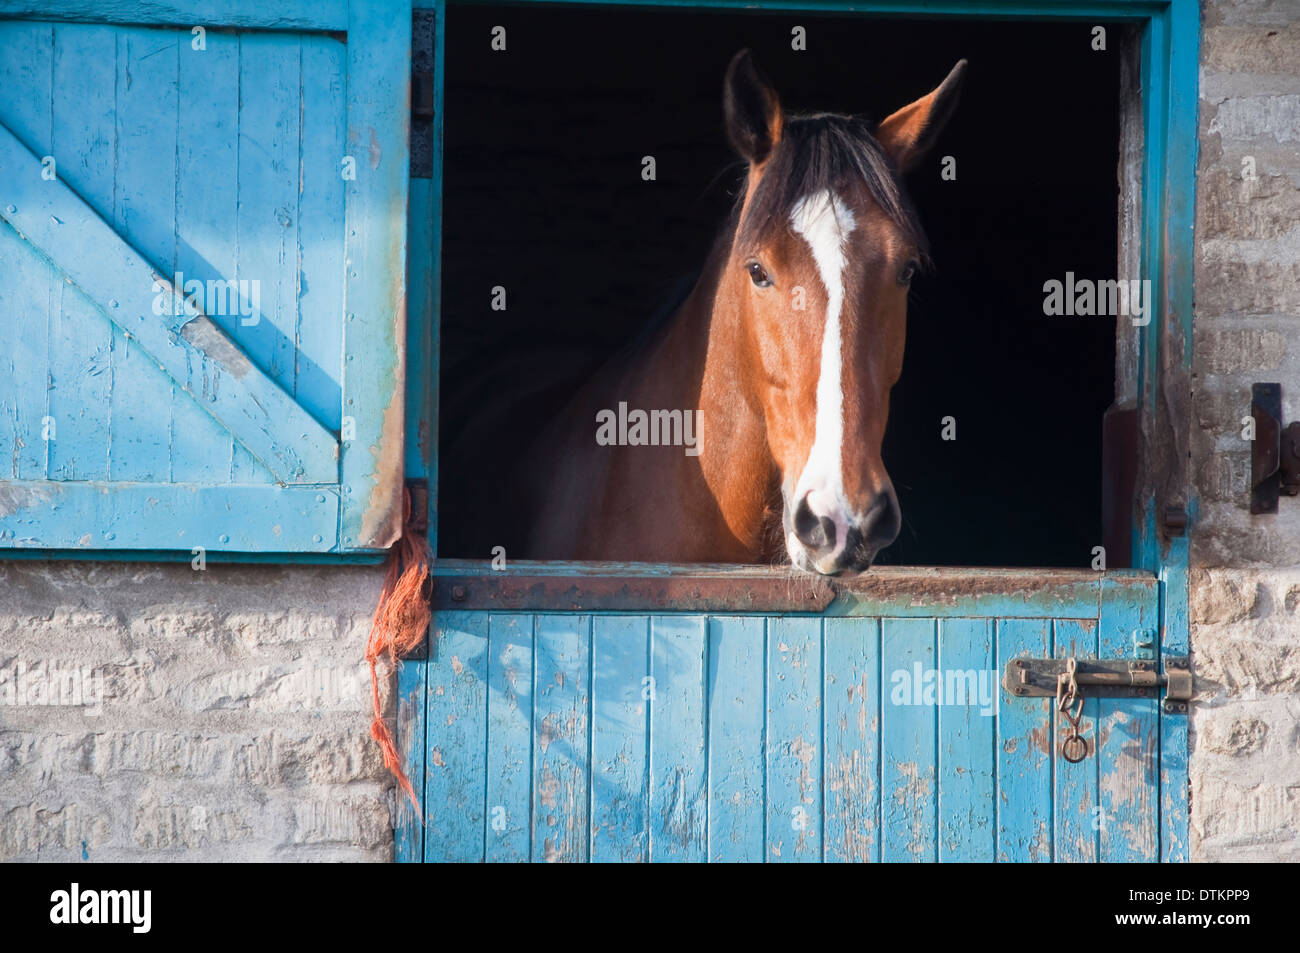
[793,496,837,551]
[863,490,902,551]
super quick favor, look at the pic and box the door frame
[401,0,1198,862]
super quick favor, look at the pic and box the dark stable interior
[437,4,1120,568]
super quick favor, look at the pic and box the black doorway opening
[436,3,1121,568]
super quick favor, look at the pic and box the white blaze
[789,189,855,563]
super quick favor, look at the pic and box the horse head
[721,50,965,574]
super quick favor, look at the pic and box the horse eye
[898,260,919,286]
[747,261,772,288]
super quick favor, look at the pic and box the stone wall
[1189,0,1300,862]
[0,562,393,861]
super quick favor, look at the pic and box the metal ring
[1061,734,1089,763]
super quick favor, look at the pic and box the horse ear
[724,49,783,165]
[876,59,967,173]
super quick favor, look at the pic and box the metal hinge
[410,8,436,178]
[1251,382,1300,514]
[1004,655,1191,714]
[405,478,429,534]
[411,70,435,120]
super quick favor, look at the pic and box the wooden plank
[1052,618,1100,863]
[485,613,532,862]
[1114,25,1143,410]
[0,481,337,550]
[173,27,243,483]
[107,25,177,484]
[1157,0,1197,865]
[765,617,822,862]
[531,614,590,863]
[339,0,410,548]
[425,611,488,862]
[234,33,302,405]
[394,649,427,864]
[0,22,52,483]
[296,35,347,433]
[388,0,1167,15]
[0,21,54,154]
[648,615,707,862]
[995,618,1052,862]
[1131,1,1194,861]
[423,0,445,549]
[823,617,880,863]
[1099,575,1160,861]
[881,617,938,862]
[705,616,764,862]
[1160,540,1190,862]
[590,616,649,862]
[225,33,273,487]
[0,0,350,30]
[47,278,113,482]
[937,617,995,862]
[49,23,116,483]
[0,122,340,484]
[405,177,434,482]
[0,224,52,482]
[831,575,1107,619]
[0,0,1176,27]
[401,161,438,856]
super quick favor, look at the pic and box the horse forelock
[734,113,928,262]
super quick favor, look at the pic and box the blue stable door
[398,565,1185,862]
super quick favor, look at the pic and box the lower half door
[401,567,1171,862]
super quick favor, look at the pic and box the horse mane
[735,113,929,262]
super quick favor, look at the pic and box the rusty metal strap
[428,562,1152,615]
[433,572,835,613]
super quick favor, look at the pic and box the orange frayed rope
[366,487,431,820]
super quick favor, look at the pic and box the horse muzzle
[784,484,901,575]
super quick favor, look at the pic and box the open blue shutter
[0,0,410,554]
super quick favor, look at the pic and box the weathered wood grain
[590,615,649,862]
[425,610,488,862]
[485,613,533,862]
[995,618,1053,862]
[823,617,880,862]
[938,617,995,862]
[706,616,764,862]
[882,618,938,862]
[766,617,822,862]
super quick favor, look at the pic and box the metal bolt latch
[1004,656,1191,708]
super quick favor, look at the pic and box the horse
[511,50,966,574]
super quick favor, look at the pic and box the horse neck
[611,232,777,554]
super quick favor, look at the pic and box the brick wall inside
[1189,0,1300,862]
